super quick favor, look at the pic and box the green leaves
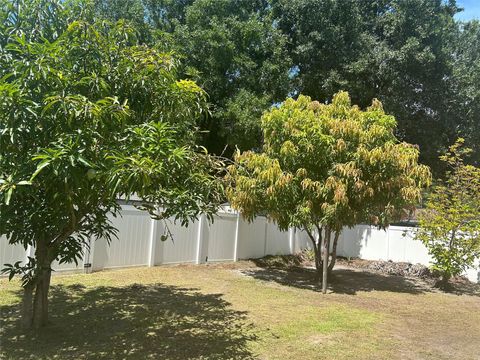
[0,4,223,290]
[4,187,13,205]
[0,175,32,205]
[227,92,431,233]
[0,257,36,286]
[170,0,291,152]
[271,0,467,174]
[30,160,51,181]
[416,139,480,283]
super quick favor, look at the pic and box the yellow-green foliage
[416,139,480,282]
[226,92,431,232]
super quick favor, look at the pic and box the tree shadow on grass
[242,266,429,295]
[0,283,257,359]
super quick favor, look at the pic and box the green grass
[0,262,479,359]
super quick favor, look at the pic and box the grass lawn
[0,261,479,359]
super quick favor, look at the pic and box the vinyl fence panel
[293,229,311,252]
[389,226,431,265]
[237,216,268,259]
[51,259,83,272]
[0,236,26,268]
[1,205,479,283]
[160,219,198,264]
[206,214,237,262]
[265,222,290,256]
[100,206,151,268]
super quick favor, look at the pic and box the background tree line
[93,0,480,176]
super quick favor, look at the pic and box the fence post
[25,245,35,264]
[84,236,95,274]
[288,227,295,254]
[196,215,205,264]
[386,225,390,261]
[263,219,268,256]
[148,215,160,267]
[233,212,240,261]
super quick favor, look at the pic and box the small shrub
[415,139,480,288]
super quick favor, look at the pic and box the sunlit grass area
[1,262,479,359]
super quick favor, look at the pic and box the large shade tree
[450,20,480,165]
[173,0,292,153]
[226,92,431,292]
[89,0,480,172]
[271,0,461,174]
[0,0,223,328]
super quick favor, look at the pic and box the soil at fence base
[252,252,473,286]
[335,257,477,285]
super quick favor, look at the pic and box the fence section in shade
[0,205,291,273]
[0,238,26,268]
[0,205,479,283]
[160,218,199,265]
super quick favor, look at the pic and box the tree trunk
[327,231,341,275]
[314,243,322,282]
[21,284,34,328]
[32,267,52,328]
[322,227,330,294]
[27,239,53,328]
[304,226,322,284]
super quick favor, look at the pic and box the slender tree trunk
[316,228,324,284]
[29,239,53,328]
[21,284,34,328]
[311,236,322,282]
[437,231,456,290]
[32,267,52,328]
[304,226,322,284]
[327,231,341,275]
[322,227,330,294]
[314,245,322,281]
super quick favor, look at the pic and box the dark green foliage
[173,0,292,153]
[0,0,223,327]
[88,0,480,174]
[92,0,292,154]
[450,21,480,165]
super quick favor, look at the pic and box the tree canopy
[0,0,222,328]
[450,21,480,164]
[225,92,431,289]
[86,0,480,174]
[172,0,292,153]
[272,0,460,172]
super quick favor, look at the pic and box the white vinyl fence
[1,205,479,283]
[0,205,293,274]
[295,225,480,283]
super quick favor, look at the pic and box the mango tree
[0,1,223,328]
[226,92,431,292]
